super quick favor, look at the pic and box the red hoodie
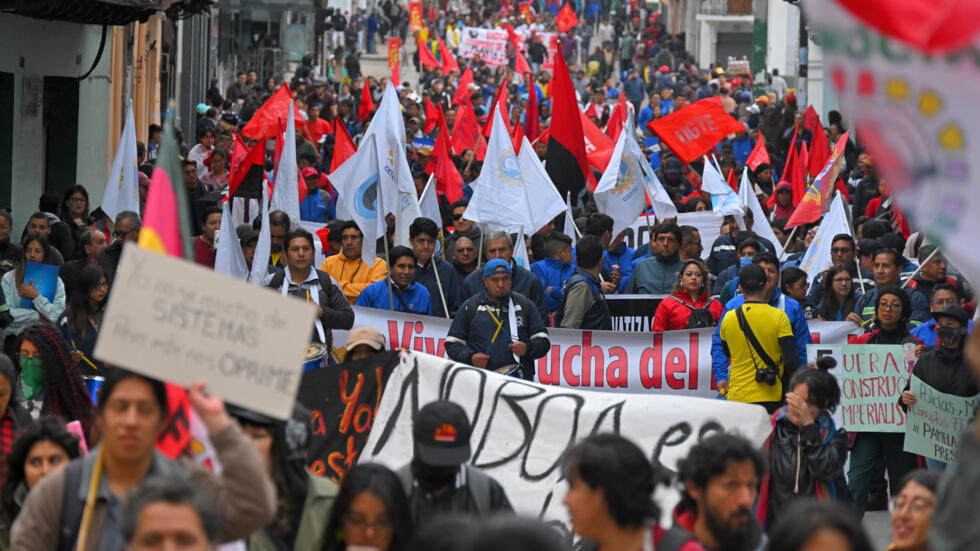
[652,504,709,551]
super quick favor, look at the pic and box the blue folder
[20,262,59,308]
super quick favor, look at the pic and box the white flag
[701,157,745,220]
[464,105,532,232]
[513,228,530,268]
[332,134,383,266]
[562,191,577,241]
[270,100,301,223]
[214,200,249,280]
[394,190,423,248]
[799,194,849,276]
[361,81,417,224]
[595,115,678,237]
[249,181,271,285]
[737,167,783,258]
[419,175,442,230]
[517,136,566,233]
[101,101,140,220]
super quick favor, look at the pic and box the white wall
[766,0,799,78]
[0,13,111,233]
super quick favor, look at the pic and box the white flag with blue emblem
[517,136,566,233]
[362,81,417,224]
[463,104,531,232]
[101,100,140,221]
[701,156,745,220]
[595,114,678,237]
[331,134,383,266]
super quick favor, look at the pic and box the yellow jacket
[321,253,388,304]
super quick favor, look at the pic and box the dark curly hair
[562,434,666,528]
[1,416,81,519]
[66,264,107,338]
[677,433,765,512]
[17,326,94,438]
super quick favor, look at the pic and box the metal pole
[476,223,486,270]
[431,257,450,317]
[900,247,939,289]
[854,256,866,294]
[383,231,395,311]
[778,226,799,261]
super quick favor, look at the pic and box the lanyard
[282,268,325,344]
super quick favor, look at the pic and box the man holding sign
[901,305,979,470]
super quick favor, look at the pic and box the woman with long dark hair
[0,417,81,547]
[652,259,722,331]
[60,185,94,253]
[1,234,65,338]
[232,406,339,550]
[15,326,93,438]
[817,264,861,321]
[58,264,108,376]
[322,463,414,551]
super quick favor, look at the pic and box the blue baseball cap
[483,258,512,277]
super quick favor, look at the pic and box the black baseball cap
[413,401,472,466]
[932,304,968,325]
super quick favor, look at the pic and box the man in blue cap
[446,258,550,380]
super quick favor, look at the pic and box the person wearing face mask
[394,401,512,528]
[899,305,977,471]
[757,358,852,528]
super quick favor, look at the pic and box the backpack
[668,295,715,329]
[395,464,493,516]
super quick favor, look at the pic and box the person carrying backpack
[652,259,722,331]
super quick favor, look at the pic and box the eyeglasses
[96,282,109,289]
[832,277,851,284]
[453,213,464,220]
[889,496,934,516]
[879,302,903,311]
[456,247,475,253]
[68,197,86,203]
[830,247,853,254]
[114,226,140,240]
[933,298,957,308]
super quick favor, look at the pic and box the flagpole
[778,226,799,261]
[477,223,486,270]
[854,256,866,294]
[430,257,450,318]
[900,247,939,290]
[383,230,395,312]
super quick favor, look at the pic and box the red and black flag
[544,46,590,207]
[228,136,267,199]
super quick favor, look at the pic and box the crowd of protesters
[0,0,978,550]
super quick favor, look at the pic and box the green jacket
[248,473,339,551]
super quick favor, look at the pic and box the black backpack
[668,295,715,329]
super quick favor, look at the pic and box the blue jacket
[445,290,550,379]
[531,257,575,313]
[911,318,975,347]
[731,136,754,165]
[707,233,777,276]
[712,289,812,384]
[354,279,432,315]
[299,191,334,223]
[414,256,461,318]
[461,262,548,325]
[623,77,646,108]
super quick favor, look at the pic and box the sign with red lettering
[648,97,746,164]
[297,350,401,482]
[838,345,915,432]
[335,307,862,398]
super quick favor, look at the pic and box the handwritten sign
[838,345,913,432]
[95,244,315,419]
[360,350,773,536]
[904,375,980,463]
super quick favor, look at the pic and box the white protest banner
[458,27,511,65]
[625,211,725,261]
[837,344,915,433]
[359,350,774,534]
[95,244,315,419]
[904,375,980,463]
[336,307,862,397]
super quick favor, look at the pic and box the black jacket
[767,413,851,526]
[851,175,880,221]
[266,268,354,351]
[900,347,979,412]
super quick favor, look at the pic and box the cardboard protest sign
[904,375,980,463]
[337,307,861,398]
[297,350,401,483]
[95,244,315,419]
[838,345,913,432]
[359,350,773,535]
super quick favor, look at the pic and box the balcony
[699,0,753,16]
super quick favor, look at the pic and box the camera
[755,367,779,386]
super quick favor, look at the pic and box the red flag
[330,119,357,174]
[241,84,307,140]
[746,133,771,170]
[604,94,627,141]
[426,106,464,202]
[418,37,441,70]
[437,37,460,74]
[482,83,510,138]
[453,67,475,106]
[387,37,401,86]
[452,98,482,154]
[524,77,540,143]
[358,77,375,123]
[424,98,439,133]
[228,132,250,183]
[556,3,578,32]
[544,46,590,203]
[227,136,267,199]
[790,144,806,207]
[501,24,533,75]
[769,122,800,207]
[798,141,809,183]
[836,0,980,53]
[583,103,599,120]
[408,1,423,30]
[649,97,745,164]
[803,106,831,178]
[511,117,526,152]
[726,164,738,192]
[315,227,330,255]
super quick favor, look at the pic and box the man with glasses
[98,211,141,283]
[911,283,973,346]
[853,249,930,328]
[444,199,482,260]
[803,234,875,309]
[458,231,547,324]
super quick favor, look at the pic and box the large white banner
[337,307,863,398]
[457,27,558,68]
[624,211,726,261]
[360,350,774,535]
